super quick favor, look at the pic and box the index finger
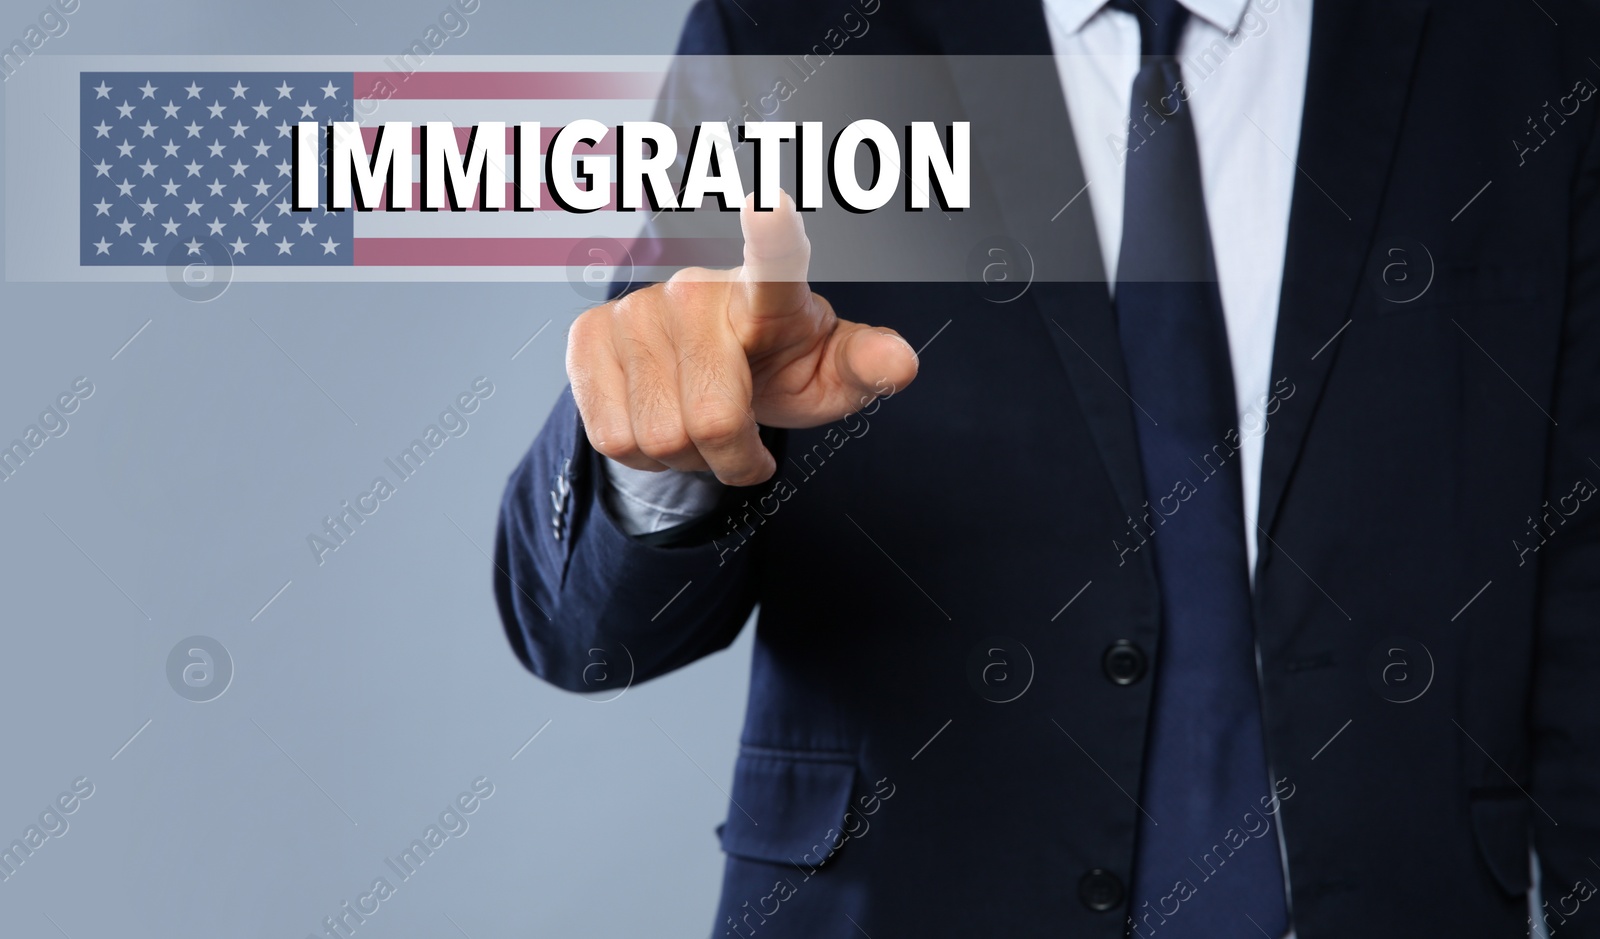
[731,189,815,341]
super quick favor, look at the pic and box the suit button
[1103,640,1148,685]
[550,457,573,541]
[1079,868,1124,912]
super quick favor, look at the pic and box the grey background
[0,1,756,937]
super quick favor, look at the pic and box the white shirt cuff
[599,457,726,536]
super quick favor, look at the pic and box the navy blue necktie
[1111,1,1290,935]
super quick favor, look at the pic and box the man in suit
[494,0,1600,935]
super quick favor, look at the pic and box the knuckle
[569,307,599,342]
[607,291,677,356]
[634,419,690,461]
[666,266,710,287]
[576,400,633,458]
[605,293,638,331]
[606,289,655,331]
[662,270,723,308]
[589,429,636,462]
[683,403,747,448]
[573,303,619,344]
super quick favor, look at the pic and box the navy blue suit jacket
[496,1,1600,935]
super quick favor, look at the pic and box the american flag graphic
[29,59,737,280]
[80,70,356,267]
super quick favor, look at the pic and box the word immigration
[290,120,971,213]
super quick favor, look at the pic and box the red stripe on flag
[352,237,742,267]
[353,71,662,100]
[363,182,618,210]
[358,125,617,155]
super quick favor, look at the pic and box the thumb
[828,322,921,409]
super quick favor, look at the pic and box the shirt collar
[1047,0,1254,39]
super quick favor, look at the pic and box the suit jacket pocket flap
[719,751,858,867]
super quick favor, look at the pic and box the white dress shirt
[602,1,1311,931]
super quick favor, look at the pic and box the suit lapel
[1255,0,1431,550]
[938,0,1154,529]
[932,0,1434,549]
